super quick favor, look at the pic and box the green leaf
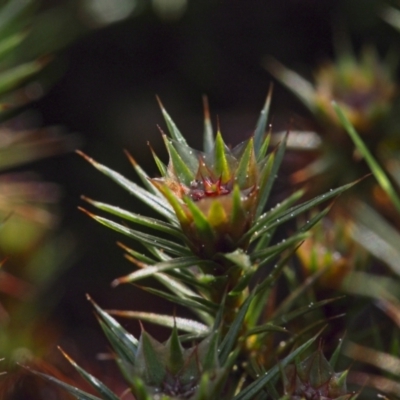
[256,134,287,217]
[157,96,188,145]
[88,296,138,363]
[329,335,345,369]
[118,242,155,264]
[219,249,252,270]
[0,60,44,95]
[150,144,168,176]
[246,323,290,337]
[231,183,246,229]
[271,265,334,319]
[83,198,184,239]
[59,348,120,400]
[137,331,166,385]
[0,31,25,60]
[77,152,175,221]
[253,189,304,251]
[183,196,216,239]
[246,180,357,243]
[219,292,254,364]
[138,285,217,314]
[272,298,340,326]
[0,0,35,38]
[21,365,102,400]
[107,310,209,335]
[251,232,309,260]
[124,150,161,195]
[265,57,316,112]
[214,131,231,183]
[352,201,400,276]
[87,215,191,258]
[235,138,256,187]
[232,334,317,400]
[254,85,273,158]
[203,95,214,153]
[165,325,185,374]
[97,319,136,367]
[163,135,195,184]
[297,206,331,234]
[113,256,210,285]
[258,133,271,163]
[333,101,400,213]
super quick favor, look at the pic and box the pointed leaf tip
[78,206,96,219]
[76,150,96,164]
[124,149,138,166]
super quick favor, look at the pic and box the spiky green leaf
[232,334,318,400]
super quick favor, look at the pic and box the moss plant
[23,90,364,400]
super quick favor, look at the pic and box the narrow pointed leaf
[258,133,271,162]
[231,184,246,228]
[297,205,331,233]
[272,265,333,319]
[83,198,184,239]
[0,31,25,60]
[108,310,209,334]
[247,180,358,243]
[0,60,45,95]
[214,131,231,183]
[77,151,175,220]
[157,96,188,145]
[246,323,290,336]
[254,85,273,156]
[272,298,340,326]
[87,215,191,257]
[330,335,346,369]
[184,196,215,239]
[166,326,184,374]
[333,101,400,213]
[21,366,102,400]
[203,95,214,153]
[97,319,136,366]
[236,138,256,187]
[123,150,158,193]
[266,58,316,112]
[149,144,168,176]
[208,199,228,226]
[138,285,217,314]
[60,348,120,400]
[251,232,309,260]
[164,136,195,184]
[151,181,191,226]
[0,0,34,37]
[113,256,209,284]
[139,331,166,385]
[88,296,138,358]
[232,334,317,400]
[256,134,287,217]
[119,242,155,264]
[219,292,255,364]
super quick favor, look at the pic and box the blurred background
[2,0,400,395]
